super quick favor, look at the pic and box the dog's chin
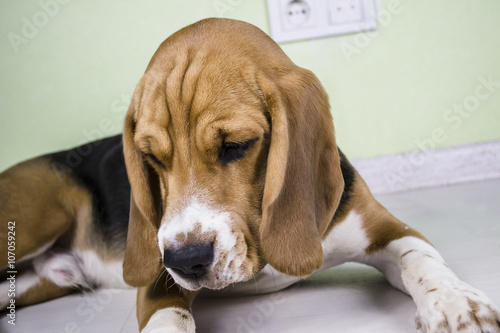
[167,268,252,291]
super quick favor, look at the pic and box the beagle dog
[1,18,499,333]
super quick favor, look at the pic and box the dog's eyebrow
[134,131,173,161]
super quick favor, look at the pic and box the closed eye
[219,138,258,166]
[144,153,165,169]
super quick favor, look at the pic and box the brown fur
[16,278,74,307]
[136,270,196,330]
[346,175,429,254]
[257,68,344,277]
[0,157,90,267]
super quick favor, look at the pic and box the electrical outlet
[267,0,376,43]
[281,0,315,30]
[328,0,364,24]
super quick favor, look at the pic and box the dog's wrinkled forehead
[131,69,268,162]
[132,20,285,156]
[146,18,294,78]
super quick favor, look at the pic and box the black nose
[163,243,214,278]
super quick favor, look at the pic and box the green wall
[1,0,499,171]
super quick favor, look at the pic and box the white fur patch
[157,195,250,290]
[158,196,235,252]
[204,264,302,296]
[386,237,447,294]
[369,237,500,332]
[74,250,128,289]
[32,250,128,290]
[321,210,370,268]
[142,307,195,333]
[414,279,500,332]
[33,252,88,288]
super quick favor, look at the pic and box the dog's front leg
[368,235,500,332]
[137,270,197,333]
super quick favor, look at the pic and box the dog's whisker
[153,267,168,292]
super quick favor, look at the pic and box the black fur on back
[48,135,130,247]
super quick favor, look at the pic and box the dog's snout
[164,243,214,278]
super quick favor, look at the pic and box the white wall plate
[267,0,377,43]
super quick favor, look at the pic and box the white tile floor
[2,179,499,333]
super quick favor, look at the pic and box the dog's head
[122,18,344,290]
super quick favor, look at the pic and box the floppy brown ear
[259,68,345,277]
[122,88,163,287]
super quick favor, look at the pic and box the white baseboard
[350,140,500,194]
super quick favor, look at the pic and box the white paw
[415,280,500,333]
[142,308,196,333]
[33,252,90,289]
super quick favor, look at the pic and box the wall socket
[267,0,376,43]
[329,0,364,24]
[281,0,316,30]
